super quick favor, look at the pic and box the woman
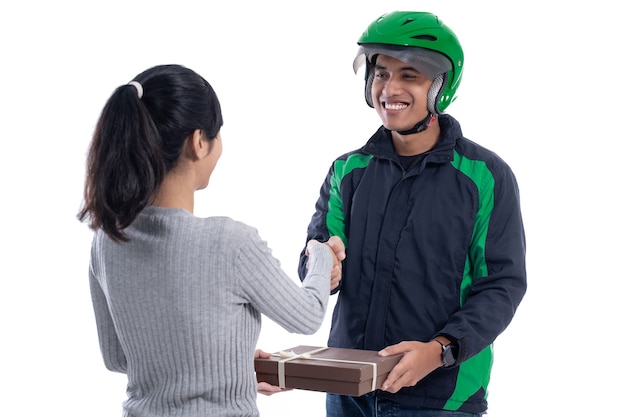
[78,64,343,417]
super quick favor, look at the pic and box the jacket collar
[361,114,463,163]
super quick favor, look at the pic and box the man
[298,11,527,416]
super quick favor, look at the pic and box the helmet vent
[402,18,415,25]
[411,35,437,42]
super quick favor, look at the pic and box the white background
[1,1,624,416]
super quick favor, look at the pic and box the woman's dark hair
[77,64,223,242]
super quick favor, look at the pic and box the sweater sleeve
[237,228,333,335]
[89,234,127,373]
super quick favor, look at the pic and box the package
[254,345,403,397]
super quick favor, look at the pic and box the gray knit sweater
[89,206,333,417]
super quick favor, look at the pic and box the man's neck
[391,118,441,156]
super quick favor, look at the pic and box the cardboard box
[254,345,403,397]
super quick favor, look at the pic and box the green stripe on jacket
[446,149,495,410]
[327,154,372,246]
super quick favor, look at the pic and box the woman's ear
[185,129,207,161]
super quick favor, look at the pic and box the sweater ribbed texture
[89,206,333,417]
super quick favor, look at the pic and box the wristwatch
[433,339,457,368]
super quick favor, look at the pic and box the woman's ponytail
[78,83,165,242]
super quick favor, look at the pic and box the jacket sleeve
[440,161,527,362]
[298,163,336,282]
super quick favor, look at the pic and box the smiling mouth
[384,102,408,110]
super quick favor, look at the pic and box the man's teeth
[385,103,408,110]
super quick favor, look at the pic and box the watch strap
[432,338,456,368]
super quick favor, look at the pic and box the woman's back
[90,206,332,417]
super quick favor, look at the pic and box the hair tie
[128,81,143,99]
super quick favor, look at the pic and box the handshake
[306,236,346,291]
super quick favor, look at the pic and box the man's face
[371,54,433,132]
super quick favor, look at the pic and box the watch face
[442,345,456,367]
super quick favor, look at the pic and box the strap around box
[275,347,379,392]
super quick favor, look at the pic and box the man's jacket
[298,114,527,413]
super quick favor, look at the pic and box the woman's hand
[307,236,346,291]
[254,349,292,396]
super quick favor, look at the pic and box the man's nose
[383,75,402,96]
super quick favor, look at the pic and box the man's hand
[325,236,345,290]
[254,349,292,396]
[377,340,443,393]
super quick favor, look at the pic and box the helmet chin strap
[395,113,436,135]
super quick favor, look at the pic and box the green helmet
[354,11,464,113]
